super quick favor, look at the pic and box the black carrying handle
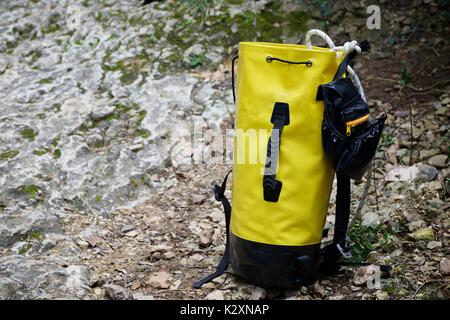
[263,102,290,202]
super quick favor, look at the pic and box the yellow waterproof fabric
[231,42,342,246]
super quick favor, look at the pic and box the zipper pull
[346,124,351,136]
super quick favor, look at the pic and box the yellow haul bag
[193,30,371,289]
[231,42,337,247]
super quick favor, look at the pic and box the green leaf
[400,67,412,86]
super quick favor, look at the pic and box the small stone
[131,281,141,290]
[353,265,380,287]
[250,286,267,300]
[407,219,426,232]
[353,267,369,286]
[361,212,381,227]
[435,107,447,116]
[120,225,135,234]
[231,23,238,34]
[209,209,223,223]
[152,252,162,260]
[149,244,171,254]
[328,295,345,300]
[427,241,442,250]
[385,165,419,181]
[88,274,103,287]
[428,154,448,169]
[402,211,421,223]
[441,97,450,105]
[170,279,182,290]
[439,257,450,275]
[192,194,206,204]
[163,251,176,260]
[392,249,403,257]
[133,292,155,300]
[104,284,131,300]
[130,143,144,152]
[91,106,115,121]
[86,133,104,147]
[312,283,326,297]
[93,288,105,299]
[206,290,224,300]
[77,239,89,249]
[408,228,435,241]
[147,271,171,289]
[419,149,440,161]
[125,230,139,238]
[375,290,390,300]
[394,110,409,117]
[84,235,102,247]
[190,253,204,262]
[199,228,214,248]
[416,164,439,182]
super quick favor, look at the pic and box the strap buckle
[336,243,352,259]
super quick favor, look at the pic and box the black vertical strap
[263,102,289,202]
[334,174,351,245]
[318,174,352,274]
[192,170,232,289]
[333,40,370,81]
[333,50,356,81]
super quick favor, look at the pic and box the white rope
[333,40,362,54]
[305,29,366,101]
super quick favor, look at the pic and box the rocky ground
[0,0,448,300]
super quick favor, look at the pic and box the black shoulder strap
[333,51,357,81]
[319,174,352,274]
[333,40,371,81]
[192,170,232,289]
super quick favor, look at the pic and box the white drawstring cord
[305,29,366,101]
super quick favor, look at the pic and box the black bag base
[229,233,320,288]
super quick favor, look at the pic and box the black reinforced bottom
[229,233,320,288]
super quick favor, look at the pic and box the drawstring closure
[266,56,313,67]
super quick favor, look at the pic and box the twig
[400,25,418,48]
[431,47,440,57]
[365,77,450,92]
[365,76,398,83]
[373,165,380,211]
[409,89,448,96]
[387,86,404,105]
[413,279,448,297]
[349,165,373,229]
[409,92,414,165]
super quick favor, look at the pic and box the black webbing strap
[320,171,392,275]
[319,174,352,274]
[263,102,290,202]
[334,174,351,245]
[192,170,232,289]
[333,40,371,81]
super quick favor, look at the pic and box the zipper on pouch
[345,114,369,136]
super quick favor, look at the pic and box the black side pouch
[317,52,387,181]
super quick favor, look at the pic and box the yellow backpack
[194,30,374,289]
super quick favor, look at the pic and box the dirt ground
[62,1,449,300]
